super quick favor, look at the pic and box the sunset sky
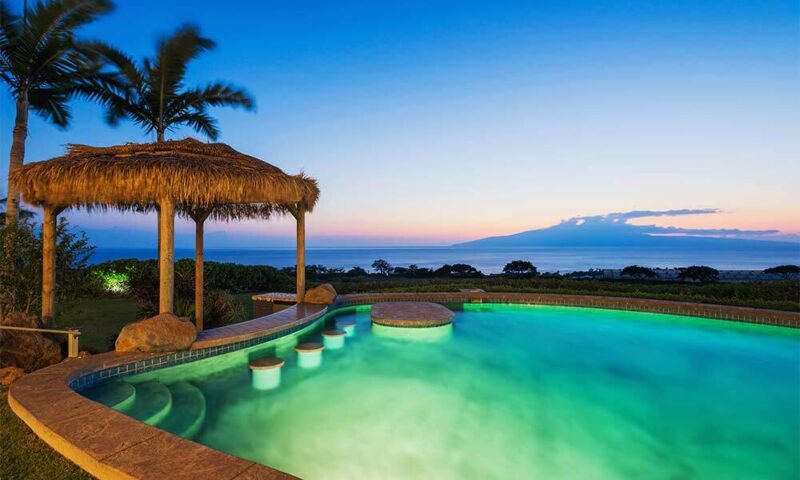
[1,0,798,246]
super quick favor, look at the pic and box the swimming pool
[83,304,800,479]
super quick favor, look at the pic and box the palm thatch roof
[10,138,319,216]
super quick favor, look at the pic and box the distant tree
[434,263,482,278]
[763,265,800,279]
[677,266,719,283]
[346,266,368,277]
[621,265,658,279]
[391,266,407,275]
[503,260,538,277]
[371,259,392,275]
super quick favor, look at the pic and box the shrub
[346,266,369,276]
[621,265,658,279]
[764,265,800,278]
[0,218,94,321]
[434,263,483,278]
[108,259,292,320]
[677,266,720,283]
[503,260,538,277]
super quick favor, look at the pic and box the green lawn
[54,297,140,354]
[0,386,91,480]
[53,294,256,354]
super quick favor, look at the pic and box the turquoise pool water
[85,305,800,479]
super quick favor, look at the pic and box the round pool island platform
[370,301,455,328]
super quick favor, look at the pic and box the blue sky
[1,0,798,246]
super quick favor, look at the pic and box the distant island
[456,209,800,249]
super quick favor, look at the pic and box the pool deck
[9,304,327,480]
[8,293,800,479]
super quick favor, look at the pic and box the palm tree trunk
[157,129,164,142]
[5,94,29,225]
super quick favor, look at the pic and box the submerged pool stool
[249,357,285,390]
[338,319,356,337]
[322,329,347,349]
[296,342,325,368]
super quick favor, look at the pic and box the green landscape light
[95,270,130,294]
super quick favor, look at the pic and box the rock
[0,366,26,386]
[3,311,43,329]
[115,313,197,353]
[0,312,63,372]
[304,283,337,305]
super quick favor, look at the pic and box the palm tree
[85,24,254,142]
[0,0,114,225]
[0,197,35,223]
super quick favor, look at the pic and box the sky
[1,0,798,247]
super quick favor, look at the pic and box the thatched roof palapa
[10,138,319,215]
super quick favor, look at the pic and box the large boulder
[304,283,337,305]
[115,313,197,353]
[0,312,63,372]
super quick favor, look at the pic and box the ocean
[90,245,800,274]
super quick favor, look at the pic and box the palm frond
[171,110,219,140]
[28,85,71,127]
[88,23,255,140]
[184,82,255,110]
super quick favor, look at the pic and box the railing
[0,325,81,358]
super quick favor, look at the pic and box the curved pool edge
[335,292,800,328]
[8,303,328,480]
[8,294,799,480]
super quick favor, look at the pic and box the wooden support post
[159,199,175,314]
[41,205,60,325]
[295,204,306,303]
[155,204,161,265]
[191,209,211,331]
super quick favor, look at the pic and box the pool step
[156,382,207,439]
[125,381,172,426]
[83,381,136,412]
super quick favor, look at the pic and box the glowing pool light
[295,342,324,368]
[323,330,346,349]
[249,357,285,390]
[371,322,454,342]
[338,320,356,337]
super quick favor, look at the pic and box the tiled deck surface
[8,292,799,480]
[192,303,326,350]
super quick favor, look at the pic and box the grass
[0,293,256,478]
[54,297,140,354]
[0,386,91,480]
[52,293,256,354]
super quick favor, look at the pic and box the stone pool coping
[335,292,800,328]
[8,293,799,480]
[8,303,328,480]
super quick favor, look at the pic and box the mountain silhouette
[456,212,798,248]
